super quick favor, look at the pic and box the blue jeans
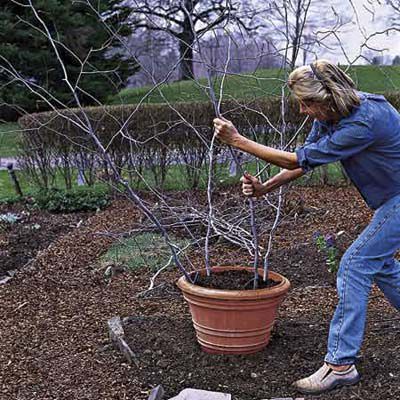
[325,193,400,366]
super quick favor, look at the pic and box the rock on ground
[168,388,231,400]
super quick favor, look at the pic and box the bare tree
[126,30,179,86]
[262,0,351,68]
[194,31,282,77]
[385,0,400,16]
[126,0,259,80]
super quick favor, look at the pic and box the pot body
[177,266,290,355]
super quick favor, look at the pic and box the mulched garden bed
[0,203,90,279]
[122,283,399,400]
[1,187,399,400]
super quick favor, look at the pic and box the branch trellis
[3,0,398,291]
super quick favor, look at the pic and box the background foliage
[0,0,138,121]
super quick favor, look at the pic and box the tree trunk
[179,36,194,80]
[178,6,195,81]
[290,0,302,69]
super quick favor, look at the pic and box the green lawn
[0,167,82,202]
[0,122,22,157]
[109,68,286,105]
[109,65,400,105]
[101,232,190,272]
[0,159,346,203]
[0,169,30,202]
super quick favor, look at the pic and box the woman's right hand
[213,117,243,147]
[240,172,266,198]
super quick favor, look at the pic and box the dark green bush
[30,186,110,213]
[0,195,22,205]
[18,92,400,150]
[17,97,302,148]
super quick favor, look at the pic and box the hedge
[18,92,400,190]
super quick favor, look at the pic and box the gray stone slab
[261,398,305,400]
[0,275,13,285]
[148,384,165,400]
[168,388,231,400]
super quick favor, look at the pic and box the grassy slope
[110,65,400,105]
[0,170,29,201]
[3,65,400,159]
[0,160,344,201]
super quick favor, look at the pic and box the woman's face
[299,100,331,121]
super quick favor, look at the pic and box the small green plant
[101,232,190,272]
[30,186,110,212]
[313,231,339,273]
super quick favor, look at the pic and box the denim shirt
[296,92,400,209]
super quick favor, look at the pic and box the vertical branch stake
[183,4,260,282]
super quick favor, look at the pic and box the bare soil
[0,204,90,278]
[194,269,279,290]
[0,187,399,400]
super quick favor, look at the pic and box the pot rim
[176,265,290,300]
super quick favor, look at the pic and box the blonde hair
[287,59,360,117]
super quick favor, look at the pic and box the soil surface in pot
[194,269,279,290]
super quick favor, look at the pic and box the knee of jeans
[338,249,355,275]
[336,251,366,287]
[336,253,350,290]
[337,253,375,295]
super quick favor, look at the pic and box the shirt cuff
[295,147,313,173]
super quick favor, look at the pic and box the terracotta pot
[177,266,290,355]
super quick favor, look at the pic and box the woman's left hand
[213,117,243,146]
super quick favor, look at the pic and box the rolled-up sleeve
[295,120,374,173]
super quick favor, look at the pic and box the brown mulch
[0,200,147,399]
[0,187,399,400]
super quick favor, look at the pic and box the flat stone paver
[168,388,231,400]
[261,398,305,400]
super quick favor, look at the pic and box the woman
[213,59,400,395]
